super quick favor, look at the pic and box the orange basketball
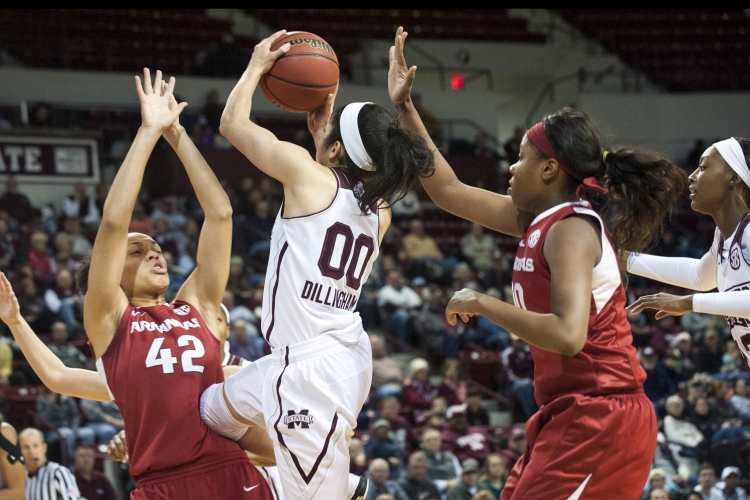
[259,32,339,113]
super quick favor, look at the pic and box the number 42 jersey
[262,168,379,349]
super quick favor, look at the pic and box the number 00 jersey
[262,168,379,348]
[96,301,245,480]
[511,201,646,406]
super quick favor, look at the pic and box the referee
[19,428,81,500]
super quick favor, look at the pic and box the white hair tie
[714,138,750,188]
[340,102,376,172]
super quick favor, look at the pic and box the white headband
[220,303,230,324]
[340,102,376,172]
[714,138,750,188]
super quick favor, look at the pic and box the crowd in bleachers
[0,106,745,500]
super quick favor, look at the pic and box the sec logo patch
[174,305,191,316]
[731,247,741,270]
[528,229,541,248]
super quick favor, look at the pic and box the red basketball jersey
[511,201,646,406]
[96,301,244,479]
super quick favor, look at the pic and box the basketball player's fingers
[271,43,291,61]
[153,70,163,97]
[165,76,176,100]
[266,29,287,47]
[405,66,417,89]
[446,312,457,326]
[459,313,471,323]
[143,68,153,95]
[134,76,145,99]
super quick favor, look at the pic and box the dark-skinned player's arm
[0,274,111,401]
[0,423,25,500]
[389,27,531,238]
[446,216,601,356]
[161,92,230,338]
[85,69,187,358]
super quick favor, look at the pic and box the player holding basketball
[199,30,434,500]
[389,28,687,499]
[65,69,271,499]
[626,138,750,360]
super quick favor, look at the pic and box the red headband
[525,122,606,195]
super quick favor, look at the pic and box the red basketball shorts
[501,391,657,500]
[131,453,273,500]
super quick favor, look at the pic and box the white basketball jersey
[713,212,750,360]
[261,168,379,348]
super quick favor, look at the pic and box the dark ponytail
[542,107,688,252]
[325,104,434,214]
[733,137,750,207]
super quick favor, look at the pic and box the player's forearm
[220,68,262,135]
[101,127,159,230]
[7,316,110,401]
[164,127,232,220]
[474,294,586,356]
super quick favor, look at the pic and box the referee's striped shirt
[26,461,81,500]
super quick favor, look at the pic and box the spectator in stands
[402,358,436,425]
[398,452,440,500]
[696,328,724,375]
[663,395,702,476]
[640,346,676,405]
[365,419,407,475]
[501,334,536,420]
[20,428,81,500]
[16,277,50,333]
[480,252,510,293]
[681,311,724,339]
[465,389,489,427]
[441,405,496,465]
[63,183,100,229]
[694,463,723,500]
[376,396,419,454]
[243,199,274,265]
[0,219,14,271]
[402,219,446,277]
[222,290,256,324]
[451,263,479,292]
[370,336,406,395]
[687,397,722,460]
[350,438,367,477]
[53,234,77,275]
[151,217,180,258]
[499,428,525,471]
[420,428,461,495]
[503,127,523,165]
[227,319,264,362]
[460,224,497,272]
[730,378,750,422]
[73,443,117,500]
[365,458,410,500]
[378,270,421,349]
[44,269,81,332]
[128,202,153,236]
[162,251,186,301]
[0,338,11,387]
[36,391,95,466]
[390,193,421,225]
[650,316,682,356]
[80,399,123,444]
[477,453,506,500]
[57,217,92,259]
[673,331,698,380]
[438,359,467,407]
[0,176,34,225]
[46,322,88,369]
[649,489,668,500]
[641,468,682,500]
[29,231,55,287]
[719,467,746,500]
[151,197,187,232]
[708,378,741,422]
[445,459,480,500]
[722,340,745,382]
[226,255,253,302]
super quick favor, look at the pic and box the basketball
[259,31,339,113]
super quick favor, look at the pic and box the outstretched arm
[389,28,529,237]
[85,69,187,357]
[0,274,111,402]
[220,30,325,187]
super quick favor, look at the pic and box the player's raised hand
[446,288,479,326]
[0,273,21,326]
[248,30,290,75]
[626,292,694,319]
[388,26,417,106]
[162,80,187,140]
[107,430,129,463]
[135,68,187,132]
